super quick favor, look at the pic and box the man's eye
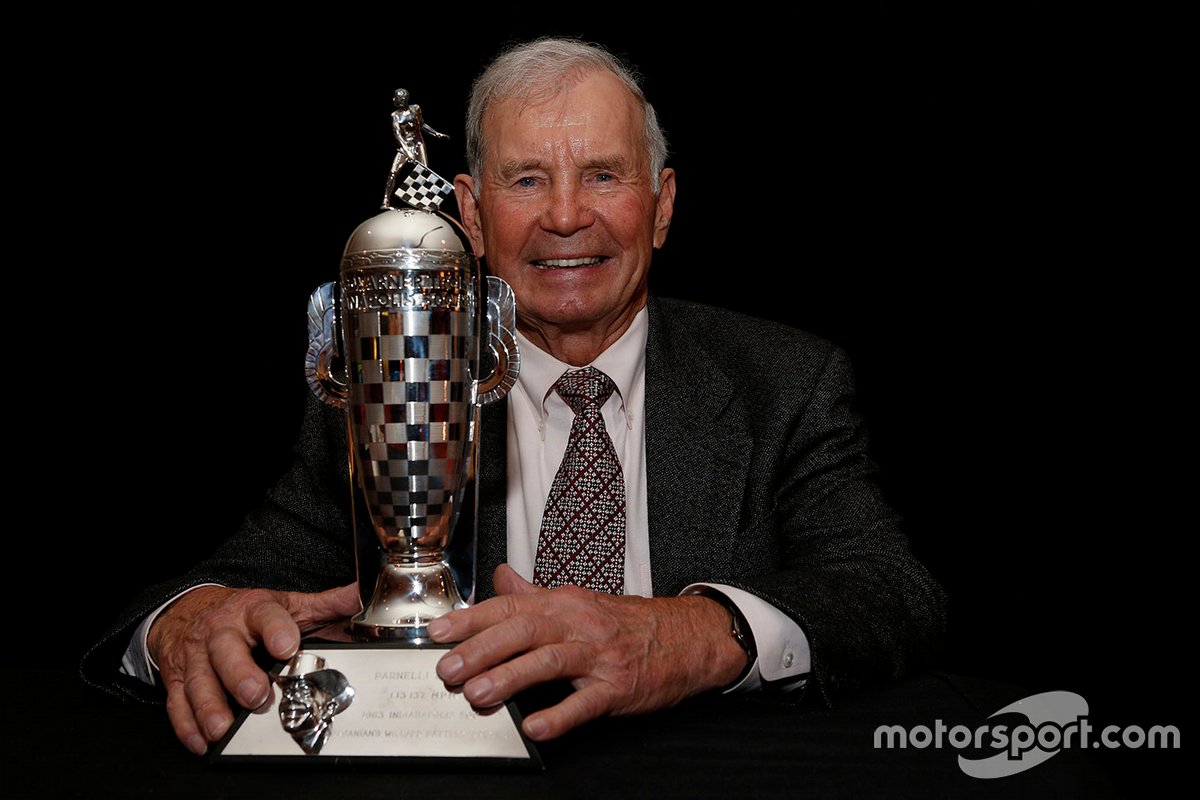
[516,177,537,187]
[594,172,613,182]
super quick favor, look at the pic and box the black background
[20,4,1185,794]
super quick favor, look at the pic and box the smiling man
[82,37,946,756]
[456,65,672,366]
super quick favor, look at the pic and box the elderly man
[82,37,945,756]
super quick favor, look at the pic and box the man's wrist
[684,586,758,690]
[121,584,225,686]
[146,584,226,669]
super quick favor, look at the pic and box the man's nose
[540,181,595,235]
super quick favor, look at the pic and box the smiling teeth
[533,257,604,268]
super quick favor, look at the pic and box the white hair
[465,37,669,195]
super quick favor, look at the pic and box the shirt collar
[514,307,648,425]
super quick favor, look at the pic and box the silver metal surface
[351,559,465,643]
[273,653,355,755]
[305,282,346,409]
[305,92,519,641]
[343,207,471,258]
[382,88,449,210]
[479,276,520,405]
[219,648,531,760]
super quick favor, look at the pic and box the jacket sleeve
[80,394,359,702]
[722,344,946,706]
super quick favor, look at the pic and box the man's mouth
[530,256,608,270]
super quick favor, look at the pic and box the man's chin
[517,296,646,336]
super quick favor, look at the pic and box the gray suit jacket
[81,295,946,706]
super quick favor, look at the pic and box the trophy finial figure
[382,87,451,210]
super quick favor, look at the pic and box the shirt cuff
[119,583,223,687]
[681,582,810,694]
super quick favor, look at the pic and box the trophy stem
[351,551,465,643]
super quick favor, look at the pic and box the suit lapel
[644,298,753,595]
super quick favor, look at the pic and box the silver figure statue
[308,92,518,642]
[382,88,449,209]
[274,653,355,755]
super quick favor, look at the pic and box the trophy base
[351,559,466,643]
[211,643,542,769]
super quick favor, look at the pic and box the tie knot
[554,366,615,415]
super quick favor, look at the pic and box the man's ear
[453,175,485,256]
[653,168,676,249]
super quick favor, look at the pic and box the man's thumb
[493,564,540,596]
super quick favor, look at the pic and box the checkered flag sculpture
[394,161,454,211]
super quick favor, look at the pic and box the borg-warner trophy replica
[212,90,536,767]
[306,89,519,640]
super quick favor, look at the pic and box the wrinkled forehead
[480,69,646,160]
[488,64,619,113]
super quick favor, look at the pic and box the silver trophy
[306,89,518,642]
[214,90,535,766]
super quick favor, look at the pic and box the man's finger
[434,607,564,684]
[227,590,300,664]
[180,650,236,744]
[492,564,541,596]
[427,592,533,645]
[285,583,362,630]
[460,641,591,708]
[521,682,615,741]
[429,583,591,645]
[207,623,273,711]
[215,585,361,709]
[164,678,209,756]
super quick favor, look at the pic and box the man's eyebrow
[581,155,634,174]
[493,155,637,181]
[495,159,547,181]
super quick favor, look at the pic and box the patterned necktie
[534,366,626,594]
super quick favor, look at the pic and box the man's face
[455,70,675,341]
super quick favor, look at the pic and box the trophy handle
[305,281,348,409]
[476,276,520,405]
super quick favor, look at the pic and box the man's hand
[427,565,747,741]
[147,584,361,756]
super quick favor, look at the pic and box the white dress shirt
[504,308,809,692]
